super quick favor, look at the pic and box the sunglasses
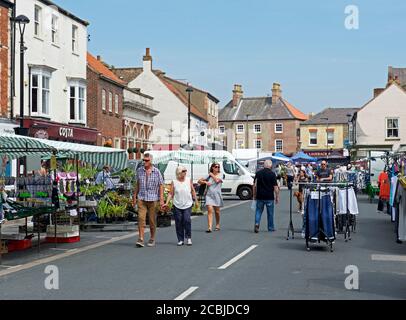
[182,170,187,173]
[213,166,220,168]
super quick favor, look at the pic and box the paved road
[0,190,405,300]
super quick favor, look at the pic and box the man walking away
[134,153,165,248]
[253,160,280,233]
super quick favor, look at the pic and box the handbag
[198,176,210,197]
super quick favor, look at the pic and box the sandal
[205,229,212,233]
[215,227,221,231]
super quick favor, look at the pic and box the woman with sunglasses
[198,163,224,233]
[165,166,198,246]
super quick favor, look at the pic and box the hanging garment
[338,187,359,215]
[390,176,398,207]
[305,192,335,241]
[378,171,390,200]
[394,182,406,241]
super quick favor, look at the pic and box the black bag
[198,176,210,196]
[377,198,384,212]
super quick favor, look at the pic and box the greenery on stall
[95,191,132,222]
[83,184,105,197]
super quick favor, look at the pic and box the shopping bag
[250,200,257,212]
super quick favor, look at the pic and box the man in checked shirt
[134,153,165,247]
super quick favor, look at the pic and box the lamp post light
[13,15,30,136]
[321,117,329,159]
[186,86,193,147]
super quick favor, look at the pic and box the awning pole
[76,155,80,239]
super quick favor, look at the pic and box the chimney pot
[271,82,282,105]
[97,55,101,61]
[232,84,243,107]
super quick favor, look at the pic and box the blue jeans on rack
[255,200,275,231]
[306,195,335,240]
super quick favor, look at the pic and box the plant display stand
[46,212,80,244]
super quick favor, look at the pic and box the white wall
[14,0,88,124]
[128,59,208,147]
[356,84,406,151]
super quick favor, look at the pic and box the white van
[147,151,254,200]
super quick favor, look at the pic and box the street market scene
[0,0,405,302]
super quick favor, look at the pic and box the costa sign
[59,127,74,138]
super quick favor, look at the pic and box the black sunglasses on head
[182,170,187,173]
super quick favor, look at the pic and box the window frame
[108,92,113,112]
[34,5,42,37]
[102,89,106,111]
[386,117,399,139]
[236,139,244,149]
[275,123,283,133]
[219,125,225,134]
[309,131,318,146]
[51,14,59,44]
[327,131,335,145]
[236,124,244,134]
[253,124,262,134]
[275,139,283,153]
[72,25,78,53]
[68,81,86,123]
[115,94,119,114]
[253,139,262,150]
[30,69,51,117]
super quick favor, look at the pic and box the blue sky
[57,0,406,114]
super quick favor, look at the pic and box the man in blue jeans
[253,160,280,233]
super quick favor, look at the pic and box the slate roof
[110,67,209,121]
[219,97,308,122]
[302,108,359,125]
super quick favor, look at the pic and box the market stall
[0,134,128,258]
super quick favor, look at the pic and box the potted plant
[96,199,109,223]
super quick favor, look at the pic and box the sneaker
[136,239,144,248]
[147,239,156,247]
[177,241,184,246]
[186,238,192,246]
[254,225,259,233]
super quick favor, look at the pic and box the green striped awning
[0,134,128,170]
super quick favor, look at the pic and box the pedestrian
[165,166,198,246]
[295,170,308,214]
[253,160,280,233]
[198,163,224,233]
[95,165,115,190]
[315,161,333,183]
[286,162,295,190]
[0,185,7,224]
[134,153,165,248]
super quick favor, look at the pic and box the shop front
[23,118,99,145]
[304,149,350,166]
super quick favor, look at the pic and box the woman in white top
[165,166,198,246]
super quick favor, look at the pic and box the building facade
[352,81,406,158]
[14,0,97,143]
[87,53,125,148]
[123,87,157,159]
[218,83,308,155]
[0,0,17,134]
[111,48,210,150]
[300,108,358,159]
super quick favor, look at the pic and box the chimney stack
[97,55,102,61]
[143,48,152,72]
[374,88,385,98]
[272,83,281,105]
[232,84,243,107]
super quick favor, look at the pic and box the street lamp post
[186,87,193,147]
[13,15,30,136]
[245,114,250,149]
[321,117,329,160]
[346,113,353,161]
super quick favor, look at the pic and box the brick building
[218,83,308,155]
[87,53,126,148]
[0,0,15,133]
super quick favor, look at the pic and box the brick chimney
[143,48,152,72]
[97,55,102,61]
[232,84,243,107]
[374,88,385,98]
[272,83,281,105]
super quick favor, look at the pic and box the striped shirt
[136,166,164,201]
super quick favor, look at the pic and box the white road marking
[218,245,258,270]
[50,248,70,251]
[0,265,22,269]
[371,254,406,262]
[174,286,199,300]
